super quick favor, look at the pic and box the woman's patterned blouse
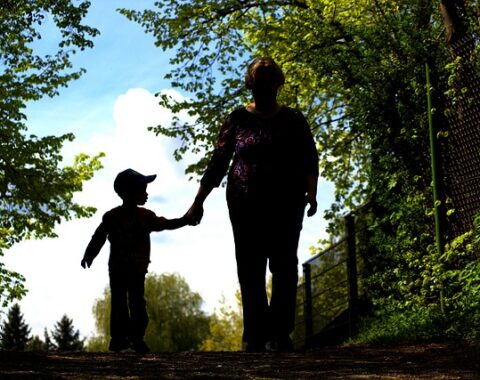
[201,106,319,202]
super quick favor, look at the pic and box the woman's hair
[245,57,285,89]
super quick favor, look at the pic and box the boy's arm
[81,220,108,268]
[150,214,191,232]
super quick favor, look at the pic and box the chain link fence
[441,35,480,236]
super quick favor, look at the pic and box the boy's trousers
[109,268,149,343]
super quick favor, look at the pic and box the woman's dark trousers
[229,197,304,349]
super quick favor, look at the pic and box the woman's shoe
[132,340,150,354]
[108,338,130,352]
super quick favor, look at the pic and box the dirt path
[1,343,479,379]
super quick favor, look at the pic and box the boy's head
[114,169,156,204]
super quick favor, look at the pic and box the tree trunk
[439,0,466,44]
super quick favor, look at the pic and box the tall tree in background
[120,0,480,339]
[51,314,84,351]
[88,273,210,352]
[200,292,243,351]
[0,303,31,350]
[24,326,56,351]
[86,287,110,352]
[43,327,53,351]
[0,0,103,307]
[144,273,210,351]
[26,335,44,351]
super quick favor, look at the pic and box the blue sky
[3,1,334,341]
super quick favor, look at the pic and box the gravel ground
[1,342,479,379]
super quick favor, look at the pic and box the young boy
[81,168,191,354]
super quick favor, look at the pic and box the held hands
[186,201,204,226]
[81,257,93,269]
[305,192,318,217]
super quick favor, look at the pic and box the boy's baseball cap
[114,168,156,196]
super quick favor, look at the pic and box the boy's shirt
[84,206,170,274]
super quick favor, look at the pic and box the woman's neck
[248,98,281,116]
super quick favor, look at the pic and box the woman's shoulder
[221,107,249,125]
[275,106,307,124]
[280,107,312,133]
[225,105,305,122]
[281,105,305,117]
[228,106,249,118]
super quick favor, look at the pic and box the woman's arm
[295,109,319,217]
[186,184,214,225]
[186,112,236,224]
[305,174,318,217]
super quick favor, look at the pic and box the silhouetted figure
[81,168,191,354]
[187,57,319,352]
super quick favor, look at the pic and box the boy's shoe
[109,338,130,352]
[278,335,294,352]
[132,340,150,354]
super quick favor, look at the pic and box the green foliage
[0,0,102,306]
[0,303,31,350]
[88,273,210,352]
[436,228,480,340]
[51,314,84,351]
[0,263,26,309]
[350,305,447,345]
[200,292,243,351]
[352,223,480,344]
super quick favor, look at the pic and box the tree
[26,335,44,351]
[88,273,210,352]
[200,292,243,351]
[439,0,468,44]
[0,303,31,350]
[144,273,210,352]
[85,287,110,352]
[200,278,276,351]
[51,314,84,351]
[119,0,442,213]
[43,327,53,351]
[0,0,103,307]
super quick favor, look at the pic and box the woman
[187,57,319,352]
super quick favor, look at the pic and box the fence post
[303,262,313,346]
[345,213,358,335]
[426,62,446,313]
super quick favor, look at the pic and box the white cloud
[3,88,332,340]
